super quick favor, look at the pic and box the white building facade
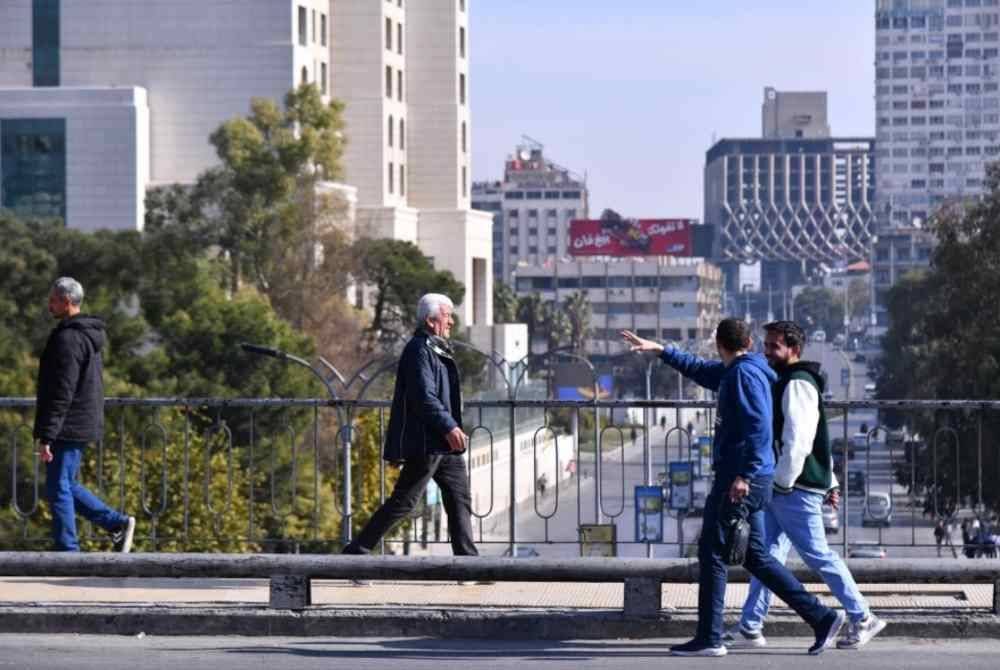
[513,258,723,362]
[0,0,492,327]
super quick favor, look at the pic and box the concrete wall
[0,87,149,232]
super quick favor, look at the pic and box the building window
[460,0,465,10]
[33,0,60,86]
[388,162,394,194]
[462,166,467,196]
[301,66,308,85]
[385,66,393,97]
[321,14,327,46]
[459,26,466,58]
[400,164,406,196]
[312,9,317,43]
[399,118,405,150]
[461,122,467,152]
[320,62,327,94]
[385,17,392,51]
[398,22,403,55]
[298,6,307,46]
[397,69,404,101]
[1,118,67,221]
[388,115,394,147]
[459,73,466,104]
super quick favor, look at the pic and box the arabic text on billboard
[569,219,693,257]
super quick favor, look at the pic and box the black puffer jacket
[33,315,106,444]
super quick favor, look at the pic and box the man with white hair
[35,277,135,552]
[343,293,478,558]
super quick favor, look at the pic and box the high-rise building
[0,0,492,326]
[871,0,998,327]
[331,0,492,327]
[704,88,876,297]
[761,87,831,139]
[472,139,588,285]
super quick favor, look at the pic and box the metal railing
[3,396,1000,558]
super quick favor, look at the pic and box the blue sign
[634,485,664,542]
[668,461,693,511]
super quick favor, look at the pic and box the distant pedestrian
[36,277,135,552]
[934,519,947,558]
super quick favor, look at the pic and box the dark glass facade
[33,0,60,87]
[1,119,67,221]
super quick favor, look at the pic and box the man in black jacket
[35,277,135,552]
[343,293,477,557]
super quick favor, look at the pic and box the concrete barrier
[1,552,998,616]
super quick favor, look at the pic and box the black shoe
[670,639,727,657]
[809,610,846,655]
[110,516,135,553]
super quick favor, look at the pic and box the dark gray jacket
[33,315,106,444]
[383,330,463,463]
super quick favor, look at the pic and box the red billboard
[568,218,694,257]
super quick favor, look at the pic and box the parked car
[822,390,835,402]
[864,382,877,399]
[853,352,867,363]
[848,542,887,559]
[833,334,846,347]
[831,437,857,460]
[503,546,540,558]
[822,503,840,534]
[847,471,866,496]
[812,330,827,343]
[862,491,893,527]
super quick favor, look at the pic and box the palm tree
[516,293,546,352]
[562,292,592,354]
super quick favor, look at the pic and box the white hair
[417,293,454,323]
[52,277,84,306]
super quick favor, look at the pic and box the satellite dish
[518,149,531,161]
[767,89,776,100]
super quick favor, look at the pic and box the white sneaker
[722,625,767,648]
[111,516,135,553]
[837,614,887,649]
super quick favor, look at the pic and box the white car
[812,330,827,343]
[862,491,893,527]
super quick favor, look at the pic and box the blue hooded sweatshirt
[660,347,778,482]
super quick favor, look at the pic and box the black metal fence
[4,396,999,557]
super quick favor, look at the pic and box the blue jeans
[45,441,128,551]
[741,488,869,630]
[696,475,832,646]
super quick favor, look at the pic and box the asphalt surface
[4,635,1000,669]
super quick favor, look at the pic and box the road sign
[668,461,693,511]
[634,486,664,542]
[578,523,617,557]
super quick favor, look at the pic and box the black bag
[719,498,751,566]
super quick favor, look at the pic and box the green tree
[493,281,519,324]
[880,166,1000,515]
[562,292,592,354]
[353,238,465,349]
[794,286,841,335]
[516,293,546,352]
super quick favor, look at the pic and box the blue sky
[470,1,876,218]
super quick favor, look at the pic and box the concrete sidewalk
[0,577,996,639]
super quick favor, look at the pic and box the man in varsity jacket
[724,320,886,651]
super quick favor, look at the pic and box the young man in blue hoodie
[622,319,844,657]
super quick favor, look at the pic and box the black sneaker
[670,639,727,657]
[111,516,135,553]
[809,610,846,655]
